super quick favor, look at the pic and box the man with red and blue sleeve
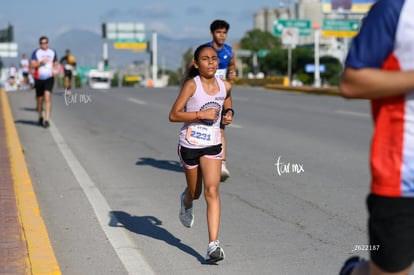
[30,36,58,128]
[339,0,414,274]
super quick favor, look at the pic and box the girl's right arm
[169,80,198,122]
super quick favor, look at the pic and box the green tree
[260,49,287,76]
[240,29,282,74]
[320,56,343,86]
[166,69,181,86]
[181,47,193,72]
[240,29,282,52]
[248,41,342,85]
[292,47,314,75]
[178,28,343,86]
[260,47,313,79]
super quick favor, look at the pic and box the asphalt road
[9,85,373,275]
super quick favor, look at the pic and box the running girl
[169,44,233,263]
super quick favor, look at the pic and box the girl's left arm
[222,81,233,125]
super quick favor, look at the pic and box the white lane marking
[49,120,155,275]
[336,110,370,118]
[128,97,147,105]
[227,123,243,128]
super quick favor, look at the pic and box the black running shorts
[64,70,73,79]
[35,77,54,97]
[178,144,222,169]
[367,193,414,272]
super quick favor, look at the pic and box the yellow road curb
[0,88,61,275]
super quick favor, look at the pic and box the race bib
[215,69,227,79]
[64,64,73,70]
[186,124,219,146]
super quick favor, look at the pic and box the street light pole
[313,24,321,87]
[287,44,292,83]
[103,41,109,70]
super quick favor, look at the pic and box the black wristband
[224,108,234,116]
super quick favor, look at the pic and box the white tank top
[179,75,227,149]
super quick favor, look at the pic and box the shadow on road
[14,119,42,127]
[20,107,37,112]
[135,157,183,173]
[109,211,207,264]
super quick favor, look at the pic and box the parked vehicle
[87,69,112,89]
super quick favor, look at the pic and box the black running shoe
[38,117,43,126]
[339,256,363,275]
[44,121,50,128]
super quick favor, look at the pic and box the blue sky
[1,0,290,43]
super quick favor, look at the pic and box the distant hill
[4,29,240,71]
[54,29,205,71]
[54,30,102,65]
[5,29,207,71]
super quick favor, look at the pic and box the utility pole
[151,32,158,84]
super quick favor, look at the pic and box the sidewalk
[0,89,28,274]
[0,88,61,275]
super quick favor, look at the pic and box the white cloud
[142,4,173,18]
[186,6,204,15]
[147,21,207,40]
[180,25,209,39]
[55,26,74,37]
[147,21,173,36]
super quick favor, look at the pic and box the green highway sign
[0,42,18,57]
[323,19,360,31]
[257,49,269,57]
[322,19,360,37]
[234,49,252,57]
[114,38,146,43]
[273,19,312,36]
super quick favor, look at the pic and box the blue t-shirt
[205,42,233,79]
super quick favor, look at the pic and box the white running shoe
[179,190,194,228]
[220,161,230,182]
[206,240,225,263]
